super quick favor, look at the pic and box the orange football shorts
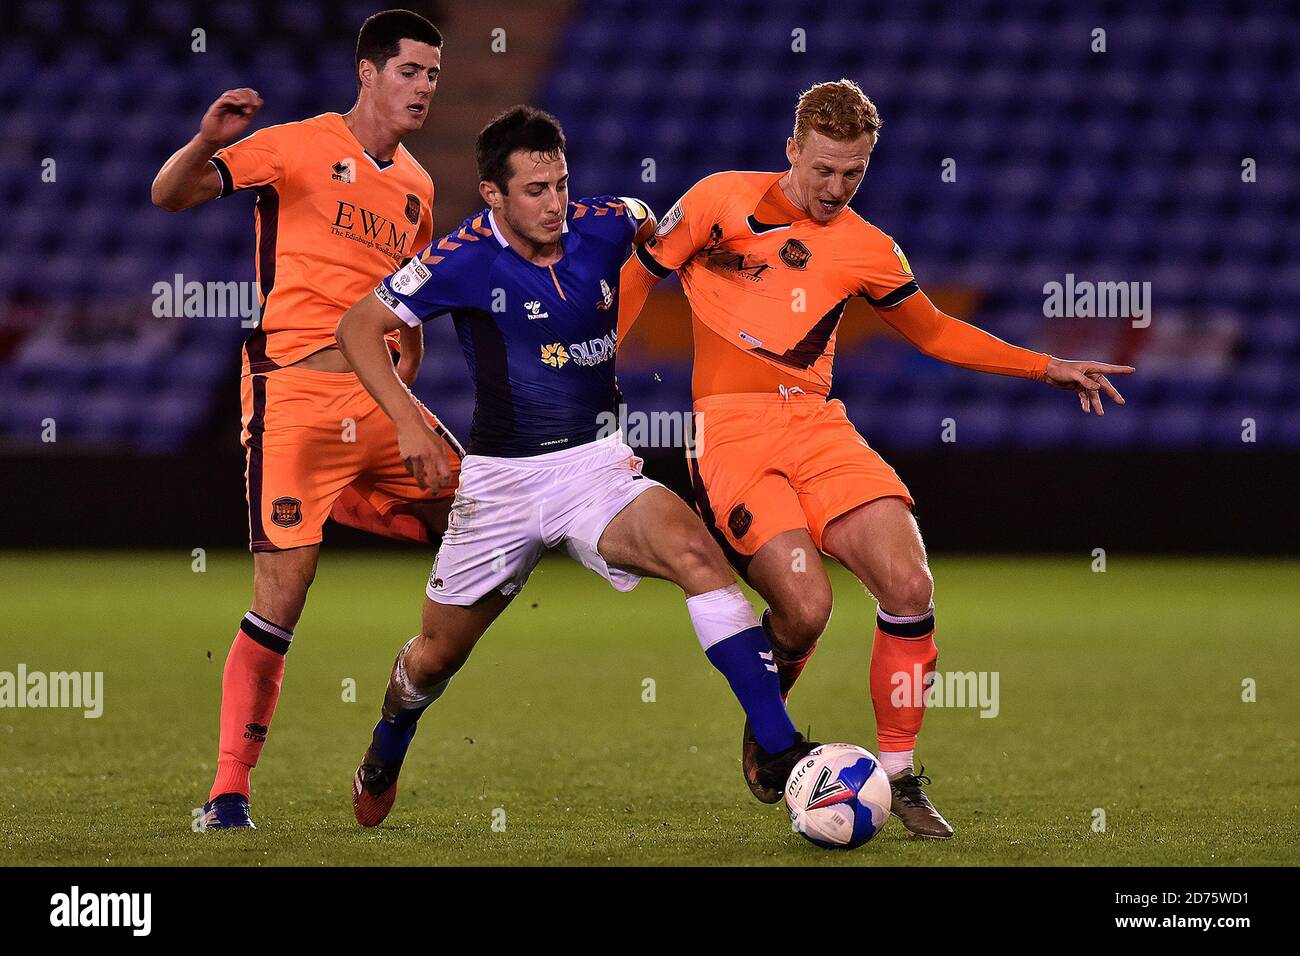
[686,392,912,573]
[240,366,462,552]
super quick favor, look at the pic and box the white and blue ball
[785,743,892,849]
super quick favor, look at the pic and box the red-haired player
[618,79,1134,838]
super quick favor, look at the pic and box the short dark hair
[356,9,443,76]
[476,106,567,193]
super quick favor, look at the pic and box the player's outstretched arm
[336,296,451,489]
[151,88,262,211]
[877,290,1134,414]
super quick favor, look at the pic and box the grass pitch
[1,550,1297,866]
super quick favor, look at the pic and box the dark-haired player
[153,10,463,829]
[335,106,813,827]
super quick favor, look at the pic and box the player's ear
[785,136,800,167]
[479,179,501,208]
[357,58,376,91]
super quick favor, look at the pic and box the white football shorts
[426,433,662,605]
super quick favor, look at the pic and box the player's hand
[1043,357,1135,415]
[199,88,263,148]
[397,417,452,490]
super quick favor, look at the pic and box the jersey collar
[487,208,571,248]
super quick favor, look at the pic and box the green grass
[1,551,1297,866]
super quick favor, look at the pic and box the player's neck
[493,210,563,266]
[342,104,403,163]
[777,170,811,217]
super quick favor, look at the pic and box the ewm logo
[331,201,412,259]
[49,886,151,936]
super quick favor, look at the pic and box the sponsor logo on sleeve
[390,258,432,295]
[375,283,402,309]
[655,201,684,237]
[892,241,913,275]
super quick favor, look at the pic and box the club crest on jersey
[271,496,303,528]
[540,342,569,368]
[595,278,615,310]
[331,158,356,184]
[404,193,420,225]
[779,238,812,270]
[525,300,550,320]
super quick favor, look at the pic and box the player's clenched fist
[199,88,263,148]
[397,419,453,490]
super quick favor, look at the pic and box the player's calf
[205,548,317,820]
[354,635,454,827]
[354,595,505,827]
[598,488,806,801]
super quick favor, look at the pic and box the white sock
[685,583,760,651]
[879,749,914,777]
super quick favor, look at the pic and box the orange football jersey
[212,112,435,373]
[635,170,919,396]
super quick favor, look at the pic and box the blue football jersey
[375,196,650,457]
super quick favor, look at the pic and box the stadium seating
[1,0,1296,451]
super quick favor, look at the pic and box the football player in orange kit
[617,80,1134,838]
[151,10,462,829]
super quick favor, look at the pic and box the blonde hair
[792,79,882,145]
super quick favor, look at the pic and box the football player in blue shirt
[336,106,815,826]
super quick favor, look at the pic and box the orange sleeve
[639,174,727,274]
[877,290,1049,380]
[211,124,296,196]
[616,249,661,345]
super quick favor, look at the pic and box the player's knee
[772,591,832,652]
[882,568,934,617]
[411,630,471,683]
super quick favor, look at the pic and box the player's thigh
[245,369,367,552]
[789,400,914,555]
[426,458,546,606]
[821,496,933,616]
[251,544,321,629]
[745,528,834,652]
[686,453,810,604]
[596,485,734,594]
